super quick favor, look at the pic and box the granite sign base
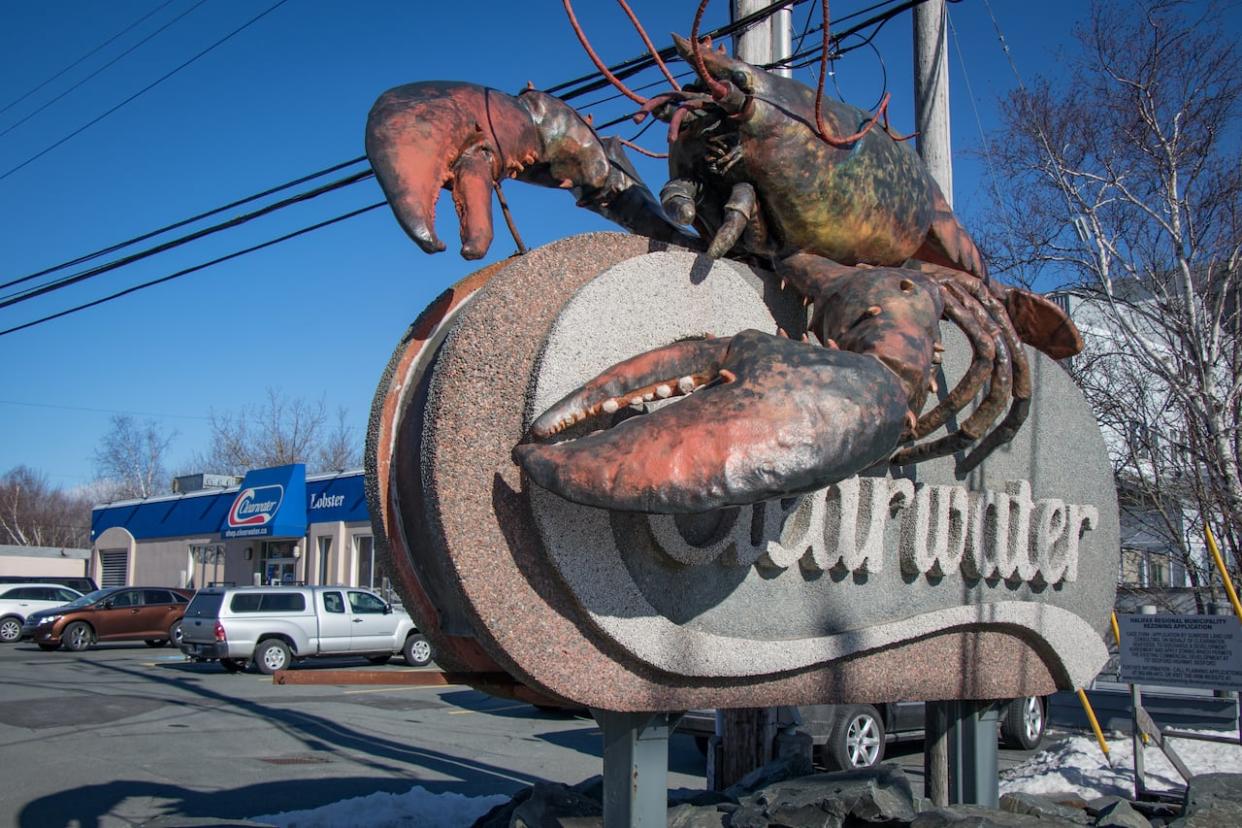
[367,232,1119,711]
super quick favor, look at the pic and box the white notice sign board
[1118,613,1242,690]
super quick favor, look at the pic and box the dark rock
[730,764,919,826]
[1000,792,1090,823]
[1168,772,1242,828]
[509,781,603,828]
[723,750,815,798]
[667,802,730,828]
[1085,796,1150,828]
[913,803,1082,826]
[998,789,1087,824]
[470,786,533,828]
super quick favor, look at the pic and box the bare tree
[0,466,92,548]
[93,415,177,500]
[195,389,362,475]
[984,0,1242,586]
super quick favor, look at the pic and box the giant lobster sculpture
[365,1,1082,514]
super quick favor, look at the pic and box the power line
[0,201,386,338]
[0,0,176,118]
[1,156,369,292]
[0,0,207,141]
[0,169,373,308]
[0,399,211,421]
[0,0,291,183]
[1,0,921,333]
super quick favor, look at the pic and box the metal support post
[947,701,1000,807]
[594,710,677,827]
[733,0,792,77]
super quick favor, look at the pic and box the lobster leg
[514,329,911,513]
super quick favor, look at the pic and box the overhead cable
[0,0,177,118]
[0,201,386,338]
[0,0,291,183]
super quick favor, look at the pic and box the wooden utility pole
[914,0,954,806]
[913,0,952,204]
[710,1,792,791]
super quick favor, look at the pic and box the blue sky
[0,0,1232,491]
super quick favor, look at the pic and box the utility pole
[914,1,1001,809]
[707,1,795,793]
[913,0,952,204]
[913,0,954,807]
[733,0,792,77]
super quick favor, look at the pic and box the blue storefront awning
[91,465,366,542]
[221,464,307,540]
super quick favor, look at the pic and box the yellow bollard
[1077,688,1112,766]
[1205,524,1242,619]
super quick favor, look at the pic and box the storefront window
[260,540,299,586]
[356,535,374,588]
[317,536,332,585]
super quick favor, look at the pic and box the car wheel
[0,617,21,643]
[1001,696,1046,750]
[63,621,94,652]
[144,639,166,648]
[402,633,432,667]
[823,705,886,770]
[168,620,184,648]
[365,654,391,665]
[36,642,59,651]
[220,658,247,673]
[255,639,292,675]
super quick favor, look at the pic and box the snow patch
[1001,730,1242,800]
[252,785,509,828]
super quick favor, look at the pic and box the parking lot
[0,639,1053,827]
[0,641,709,826]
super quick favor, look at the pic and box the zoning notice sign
[1119,613,1242,690]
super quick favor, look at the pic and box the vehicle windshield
[57,589,111,610]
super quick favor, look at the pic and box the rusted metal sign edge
[271,669,515,688]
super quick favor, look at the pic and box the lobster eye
[730,70,752,93]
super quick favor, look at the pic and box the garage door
[99,550,128,587]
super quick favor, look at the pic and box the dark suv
[24,586,194,651]
[680,698,1047,770]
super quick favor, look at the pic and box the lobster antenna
[563,0,649,105]
[690,0,730,100]
[616,0,681,91]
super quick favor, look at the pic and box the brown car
[25,586,194,651]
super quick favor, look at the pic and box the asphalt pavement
[0,641,1047,826]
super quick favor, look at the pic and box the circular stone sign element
[373,232,1118,712]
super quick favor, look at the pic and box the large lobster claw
[366,82,547,260]
[513,330,910,513]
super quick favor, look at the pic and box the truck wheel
[220,658,247,673]
[64,622,94,652]
[168,620,184,648]
[823,705,885,770]
[255,639,292,674]
[403,633,432,667]
[1001,696,1046,750]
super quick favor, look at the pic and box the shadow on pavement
[18,775,436,828]
[15,660,563,828]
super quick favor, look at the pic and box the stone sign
[366,233,1119,711]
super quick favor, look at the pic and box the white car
[0,583,83,643]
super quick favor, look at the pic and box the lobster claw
[514,330,910,513]
[366,82,545,260]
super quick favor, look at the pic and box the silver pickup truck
[179,585,432,674]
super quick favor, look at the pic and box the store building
[90,465,387,596]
